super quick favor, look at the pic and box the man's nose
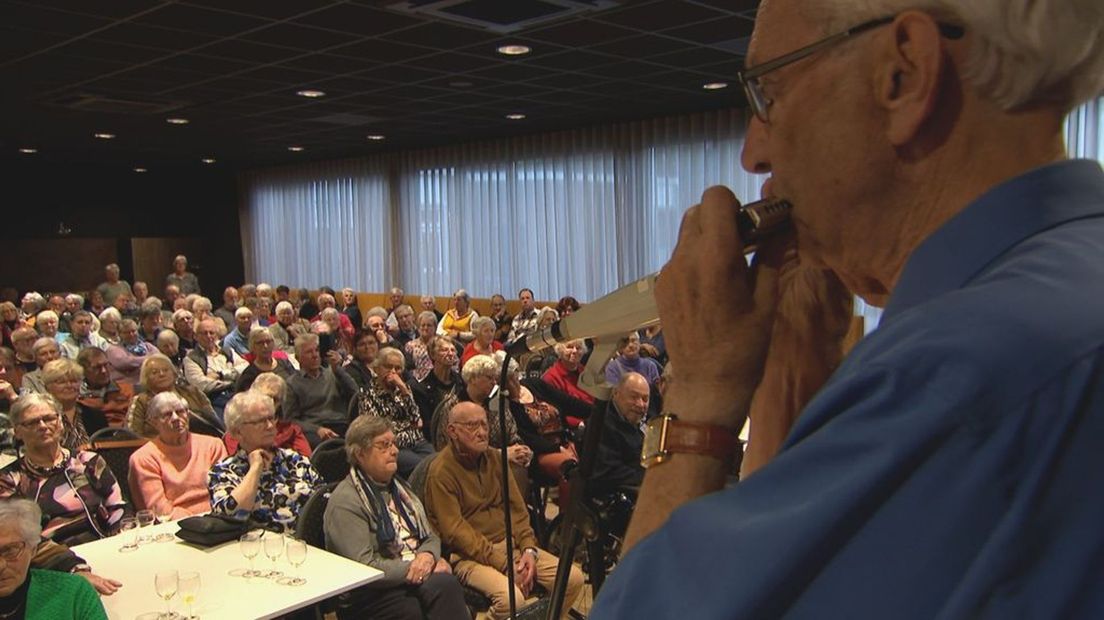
[740,115,772,175]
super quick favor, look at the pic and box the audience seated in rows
[128,391,227,518]
[323,415,470,620]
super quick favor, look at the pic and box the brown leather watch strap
[664,418,740,461]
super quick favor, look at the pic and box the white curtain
[240,158,392,291]
[241,109,765,301]
[1066,96,1104,161]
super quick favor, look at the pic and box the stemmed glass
[136,509,155,545]
[118,516,139,553]
[153,506,176,542]
[236,531,262,579]
[280,538,308,586]
[153,570,179,619]
[178,571,200,619]
[262,531,284,578]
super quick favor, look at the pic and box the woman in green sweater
[0,498,107,619]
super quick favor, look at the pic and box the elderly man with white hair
[595,0,1104,617]
[284,333,358,447]
[208,391,321,529]
[19,337,60,395]
[95,263,132,307]
[221,306,254,356]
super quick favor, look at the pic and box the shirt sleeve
[424,460,509,572]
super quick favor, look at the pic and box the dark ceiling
[0,0,759,172]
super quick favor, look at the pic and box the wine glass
[237,531,262,579]
[262,531,284,578]
[136,509,155,545]
[153,570,179,619]
[178,571,200,619]
[281,538,307,586]
[118,516,139,553]
[153,507,175,543]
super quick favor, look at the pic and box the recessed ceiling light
[366,134,386,141]
[93,132,115,139]
[296,89,326,98]
[287,146,305,152]
[166,117,190,125]
[201,158,216,164]
[505,113,526,120]
[702,82,729,90]
[449,80,474,88]
[18,148,37,154]
[133,167,147,173]
[497,44,531,56]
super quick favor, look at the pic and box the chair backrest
[88,438,149,508]
[295,481,338,548]
[311,438,348,483]
[407,450,439,502]
[88,426,142,443]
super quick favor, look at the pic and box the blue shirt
[222,328,250,356]
[593,160,1104,619]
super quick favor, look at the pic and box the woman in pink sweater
[128,391,227,518]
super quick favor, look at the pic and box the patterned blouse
[208,447,320,530]
[0,449,127,545]
[356,383,424,449]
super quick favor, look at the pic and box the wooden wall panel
[0,238,117,294]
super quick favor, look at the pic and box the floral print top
[207,447,321,530]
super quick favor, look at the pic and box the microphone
[506,198,791,356]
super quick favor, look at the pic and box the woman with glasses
[354,348,433,479]
[406,311,443,383]
[234,327,296,392]
[42,359,108,452]
[459,316,504,370]
[0,394,126,546]
[209,391,321,529]
[234,373,313,457]
[126,354,217,439]
[128,392,227,518]
[0,499,107,619]
[323,415,470,620]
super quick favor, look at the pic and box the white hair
[275,301,294,313]
[224,390,274,432]
[65,293,84,305]
[99,307,122,322]
[0,499,44,545]
[804,0,1104,110]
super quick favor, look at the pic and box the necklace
[0,600,23,618]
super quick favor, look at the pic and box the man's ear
[875,12,947,146]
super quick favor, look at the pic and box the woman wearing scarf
[323,415,469,620]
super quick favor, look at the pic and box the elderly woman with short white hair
[0,394,126,546]
[96,307,122,346]
[354,347,434,478]
[19,337,60,395]
[129,391,227,518]
[34,310,60,340]
[208,391,321,529]
[460,316,503,369]
[0,499,108,618]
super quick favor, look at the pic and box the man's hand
[405,552,436,584]
[80,571,123,595]
[325,350,343,368]
[0,380,15,401]
[654,185,785,425]
[433,557,452,574]
[316,427,339,441]
[514,551,536,597]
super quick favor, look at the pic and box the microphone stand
[496,355,521,619]
[546,340,619,620]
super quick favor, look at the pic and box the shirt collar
[883,160,1104,321]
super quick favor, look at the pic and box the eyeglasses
[47,377,81,386]
[0,542,27,562]
[17,414,59,429]
[453,420,488,432]
[371,439,397,451]
[241,414,277,427]
[737,15,964,123]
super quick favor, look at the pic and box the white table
[73,520,382,620]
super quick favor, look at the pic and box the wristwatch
[641,414,740,468]
[523,547,539,560]
[70,563,92,574]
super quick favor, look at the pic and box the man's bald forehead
[448,401,485,424]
